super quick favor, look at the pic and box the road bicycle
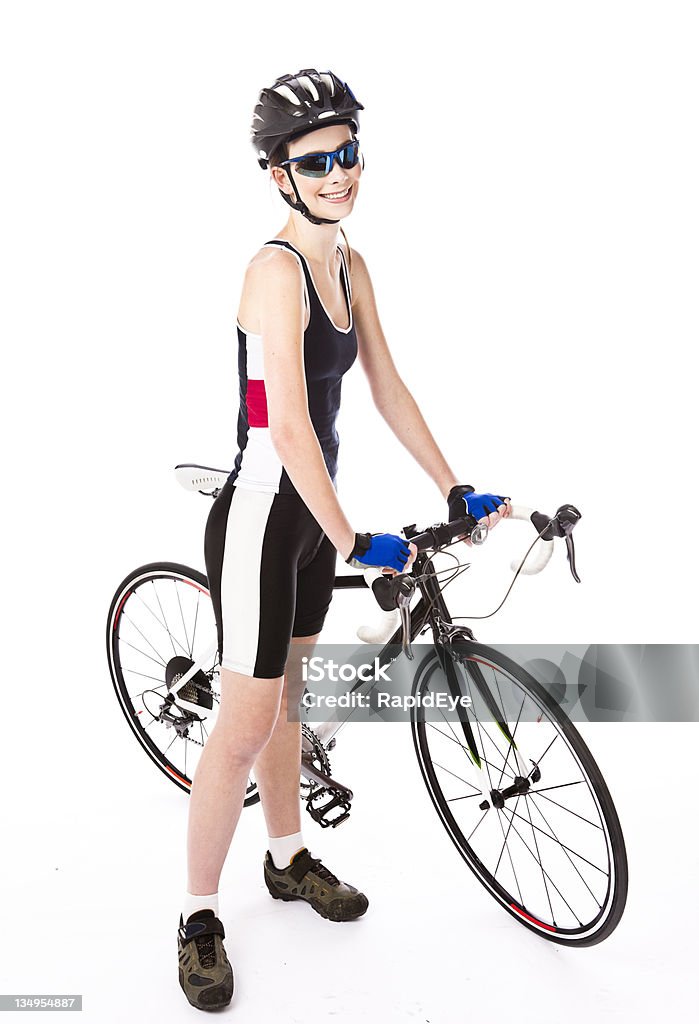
[106,464,628,946]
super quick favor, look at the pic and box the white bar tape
[507,504,554,575]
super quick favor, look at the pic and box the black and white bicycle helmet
[251,68,364,225]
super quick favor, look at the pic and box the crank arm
[300,752,354,800]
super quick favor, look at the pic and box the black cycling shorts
[204,480,337,679]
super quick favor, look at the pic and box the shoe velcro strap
[180,917,225,944]
[288,850,317,884]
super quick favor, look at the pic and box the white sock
[182,890,219,921]
[268,831,306,869]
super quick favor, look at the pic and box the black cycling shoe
[264,847,369,922]
[177,909,234,1011]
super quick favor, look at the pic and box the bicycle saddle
[175,464,231,493]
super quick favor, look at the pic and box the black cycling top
[228,238,358,494]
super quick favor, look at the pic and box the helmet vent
[273,84,302,106]
[297,75,320,101]
[319,73,335,96]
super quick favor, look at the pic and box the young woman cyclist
[176,68,511,1011]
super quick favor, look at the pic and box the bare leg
[253,633,320,839]
[186,667,284,895]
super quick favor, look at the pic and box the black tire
[106,562,260,805]
[410,643,628,946]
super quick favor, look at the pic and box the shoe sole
[178,967,233,1010]
[264,872,369,922]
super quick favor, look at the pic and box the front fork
[435,634,538,802]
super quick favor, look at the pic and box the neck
[278,213,343,271]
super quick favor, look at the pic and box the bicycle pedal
[305,787,352,828]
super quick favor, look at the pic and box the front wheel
[106,561,260,804]
[410,643,628,946]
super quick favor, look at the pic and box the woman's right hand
[345,532,417,574]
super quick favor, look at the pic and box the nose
[327,152,349,177]
[326,150,360,185]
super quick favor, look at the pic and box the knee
[212,715,278,768]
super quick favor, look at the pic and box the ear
[270,166,293,195]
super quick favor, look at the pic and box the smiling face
[270,123,361,219]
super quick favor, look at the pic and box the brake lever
[565,535,580,583]
[396,588,414,660]
[555,504,582,583]
[371,573,416,659]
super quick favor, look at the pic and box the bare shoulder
[339,242,371,306]
[238,245,305,334]
[246,244,304,286]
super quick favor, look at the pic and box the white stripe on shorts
[220,486,276,676]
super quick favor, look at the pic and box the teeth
[321,186,351,199]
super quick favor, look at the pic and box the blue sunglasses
[280,139,361,178]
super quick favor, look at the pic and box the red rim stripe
[113,590,131,628]
[182,580,208,595]
[510,904,557,931]
[165,765,191,786]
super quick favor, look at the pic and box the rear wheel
[106,562,260,804]
[411,643,628,945]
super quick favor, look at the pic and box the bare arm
[349,248,461,500]
[254,251,356,559]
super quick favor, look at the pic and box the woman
[176,68,510,1011]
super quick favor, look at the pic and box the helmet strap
[279,174,341,226]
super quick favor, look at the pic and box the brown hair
[268,140,353,274]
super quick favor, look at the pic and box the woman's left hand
[447,485,512,545]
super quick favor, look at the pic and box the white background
[1,1,698,1021]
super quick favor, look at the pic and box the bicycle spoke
[492,681,523,786]
[500,809,584,925]
[503,803,609,877]
[431,760,483,796]
[134,587,190,659]
[495,693,525,789]
[466,808,489,844]
[426,721,512,780]
[150,581,179,658]
[191,593,200,654]
[529,786,603,830]
[522,783,556,926]
[532,733,559,769]
[471,723,517,781]
[494,794,525,907]
[118,631,167,670]
[121,668,168,686]
[526,794,608,897]
[175,580,191,656]
[121,613,169,668]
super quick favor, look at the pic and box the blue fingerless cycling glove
[447,485,509,523]
[346,532,411,572]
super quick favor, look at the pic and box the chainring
[300,724,332,794]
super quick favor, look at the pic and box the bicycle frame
[168,545,532,788]
[321,556,532,779]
